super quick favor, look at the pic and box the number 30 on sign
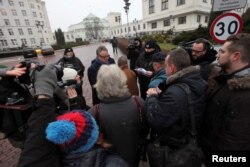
[210,12,243,43]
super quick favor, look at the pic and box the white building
[64,13,121,43]
[0,0,55,50]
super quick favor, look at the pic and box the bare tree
[84,16,104,40]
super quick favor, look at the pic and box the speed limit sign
[210,12,243,43]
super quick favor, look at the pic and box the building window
[1,9,7,16]
[143,24,146,29]
[121,28,123,33]
[138,25,140,30]
[21,38,27,45]
[15,19,20,26]
[30,38,36,44]
[0,0,3,5]
[149,0,155,14]
[152,22,157,29]
[11,9,17,16]
[30,4,34,8]
[0,29,3,36]
[18,28,24,35]
[19,1,24,6]
[8,29,14,35]
[178,16,186,24]
[177,0,185,6]
[37,5,40,10]
[4,19,10,25]
[197,15,201,23]
[11,39,18,45]
[203,0,207,3]
[27,28,33,35]
[0,40,8,46]
[40,13,43,18]
[128,27,131,32]
[162,0,168,10]
[22,10,27,16]
[125,28,126,32]
[32,12,37,17]
[8,0,14,6]
[164,19,170,27]
[24,19,30,26]
[205,16,209,23]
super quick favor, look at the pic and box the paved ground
[0,42,126,167]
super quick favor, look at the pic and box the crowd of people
[0,33,250,167]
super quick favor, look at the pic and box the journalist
[17,64,61,167]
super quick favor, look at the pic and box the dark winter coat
[57,56,85,77]
[136,50,159,99]
[144,66,207,146]
[17,99,60,167]
[127,45,143,70]
[201,66,250,151]
[148,68,167,88]
[88,93,145,167]
[87,58,115,105]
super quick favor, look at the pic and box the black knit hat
[145,40,157,49]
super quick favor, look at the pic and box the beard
[218,58,232,73]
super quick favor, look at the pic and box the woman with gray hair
[88,64,147,167]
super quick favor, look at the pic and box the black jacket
[127,45,143,70]
[201,66,250,151]
[17,99,60,167]
[57,56,85,77]
[144,66,207,146]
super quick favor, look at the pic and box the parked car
[22,47,37,58]
[41,45,54,56]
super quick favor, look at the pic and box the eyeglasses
[192,49,204,53]
[99,54,110,59]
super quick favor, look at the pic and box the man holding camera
[17,64,61,167]
[191,38,217,80]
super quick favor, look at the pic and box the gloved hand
[31,64,57,98]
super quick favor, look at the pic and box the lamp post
[124,0,130,36]
[35,20,44,45]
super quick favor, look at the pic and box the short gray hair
[168,48,191,71]
[94,64,129,99]
[96,46,108,56]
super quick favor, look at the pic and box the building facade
[0,0,55,50]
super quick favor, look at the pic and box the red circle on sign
[210,12,243,43]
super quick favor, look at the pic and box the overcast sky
[43,0,142,32]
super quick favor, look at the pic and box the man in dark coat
[200,33,250,166]
[127,37,143,70]
[144,48,207,167]
[136,40,161,99]
[190,38,217,80]
[87,46,115,105]
[17,65,60,167]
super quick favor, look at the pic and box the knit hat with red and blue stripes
[45,110,99,153]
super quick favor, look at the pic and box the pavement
[0,42,126,167]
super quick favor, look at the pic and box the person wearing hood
[88,46,115,105]
[190,38,217,80]
[57,47,85,78]
[135,39,161,99]
[127,37,143,70]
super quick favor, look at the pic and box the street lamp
[35,20,44,45]
[124,0,130,36]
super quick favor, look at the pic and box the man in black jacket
[145,48,207,167]
[17,65,61,167]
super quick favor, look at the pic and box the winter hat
[46,110,99,154]
[62,68,77,82]
[152,52,166,62]
[145,40,157,49]
[64,47,74,55]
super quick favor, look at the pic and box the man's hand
[6,67,26,77]
[147,87,161,97]
[66,87,77,99]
